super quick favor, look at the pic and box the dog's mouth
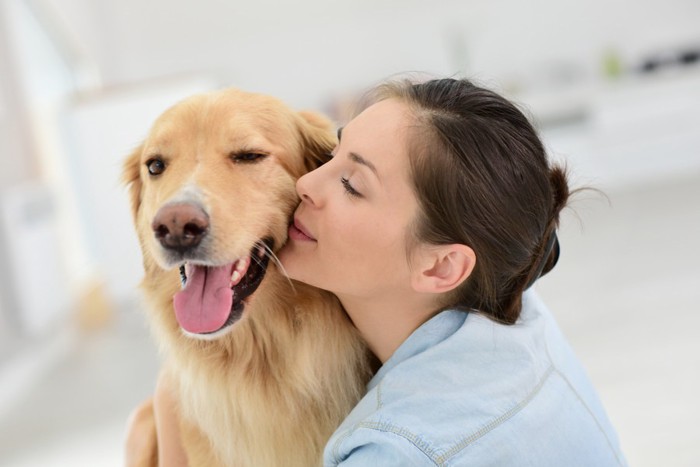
[173,238,273,336]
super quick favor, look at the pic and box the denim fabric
[324,291,627,466]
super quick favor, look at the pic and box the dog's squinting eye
[231,152,267,163]
[146,158,166,176]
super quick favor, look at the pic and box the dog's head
[123,88,335,339]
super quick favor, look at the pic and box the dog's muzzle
[150,202,274,337]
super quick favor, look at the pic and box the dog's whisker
[261,243,297,294]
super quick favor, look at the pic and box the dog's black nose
[152,203,209,252]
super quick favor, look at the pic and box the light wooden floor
[536,171,700,467]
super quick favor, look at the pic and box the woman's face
[278,98,420,301]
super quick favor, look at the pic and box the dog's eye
[231,152,267,163]
[146,158,166,176]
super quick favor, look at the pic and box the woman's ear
[296,110,337,173]
[122,143,144,220]
[411,244,476,294]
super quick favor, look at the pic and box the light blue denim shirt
[324,291,627,466]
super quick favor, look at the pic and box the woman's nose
[297,158,334,206]
[296,171,318,206]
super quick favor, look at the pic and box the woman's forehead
[342,99,414,162]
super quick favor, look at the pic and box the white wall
[0,3,35,185]
[0,3,35,340]
[1,0,699,312]
[36,0,700,106]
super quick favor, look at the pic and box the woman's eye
[231,152,267,163]
[341,177,362,198]
[146,158,166,176]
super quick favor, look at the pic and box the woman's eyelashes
[341,177,363,198]
[328,148,363,197]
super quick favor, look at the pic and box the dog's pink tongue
[173,265,233,334]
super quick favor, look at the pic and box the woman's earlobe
[412,245,476,294]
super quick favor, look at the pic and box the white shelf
[523,69,700,191]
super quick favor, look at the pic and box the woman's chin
[276,248,301,279]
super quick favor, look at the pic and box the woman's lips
[288,218,316,242]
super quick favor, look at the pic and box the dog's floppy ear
[297,110,337,173]
[122,143,144,219]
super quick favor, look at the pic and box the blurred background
[0,0,698,465]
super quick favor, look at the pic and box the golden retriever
[123,88,372,466]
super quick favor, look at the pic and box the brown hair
[365,78,571,324]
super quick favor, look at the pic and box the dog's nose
[152,203,209,251]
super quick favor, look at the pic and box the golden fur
[123,89,372,466]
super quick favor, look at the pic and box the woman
[128,77,627,466]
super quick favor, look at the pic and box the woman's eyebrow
[337,126,379,178]
[348,152,378,178]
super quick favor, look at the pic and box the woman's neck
[338,292,438,364]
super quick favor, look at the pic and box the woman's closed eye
[341,177,363,198]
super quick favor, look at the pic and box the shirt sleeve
[329,428,437,467]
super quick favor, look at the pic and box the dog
[123,88,372,466]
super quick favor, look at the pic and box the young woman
[128,77,627,466]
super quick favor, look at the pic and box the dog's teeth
[230,257,250,286]
[237,257,250,272]
[231,270,241,285]
[257,245,266,258]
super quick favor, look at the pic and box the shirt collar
[367,309,469,391]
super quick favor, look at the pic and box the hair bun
[549,164,571,223]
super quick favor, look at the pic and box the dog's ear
[297,110,337,173]
[122,143,144,219]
